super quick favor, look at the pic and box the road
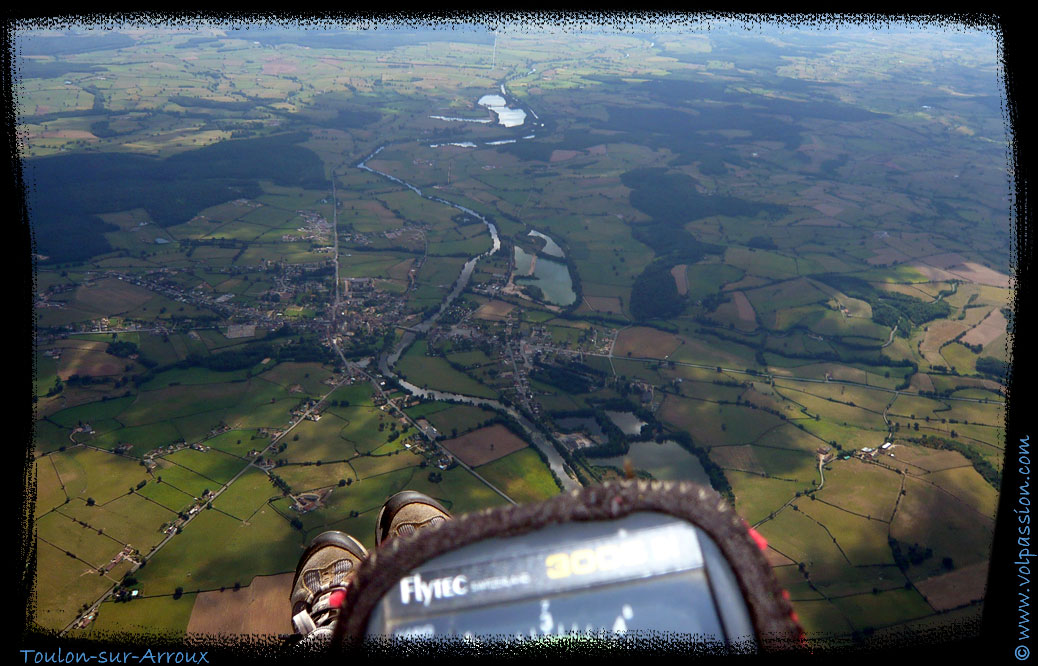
[59,374,350,636]
[331,340,519,506]
[881,325,898,348]
[332,176,340,313]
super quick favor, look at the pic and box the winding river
[357,143,580,492]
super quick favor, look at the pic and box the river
[358,144,580,492]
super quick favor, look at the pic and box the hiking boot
[291,531,368,639]
[375,490,452,547]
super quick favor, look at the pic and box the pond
[428,115,491,124]
[478,94,527,128]
[604,410,647,437]
[555,416,604,440]
[513,246,575,306]
[528,229,565,258]
[597,440,710,486]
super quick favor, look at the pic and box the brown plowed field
[186,573,294,637]
[909,373,936,393]
[920,320,969,366]
[914,561,988,611]
[613,327,682,359]
[474,300,515,321]
[951,262,1010,288]
[918,253,1011,288]
[441,424,528,467]
[961,308,1007,347]
[731,291,756,323]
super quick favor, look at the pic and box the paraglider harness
[326,480,803,653]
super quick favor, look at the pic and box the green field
[86,593,198,638]
[132,502,302,597]
[425,404,497,437]
[396,340,499,399]
[475,447,561,505]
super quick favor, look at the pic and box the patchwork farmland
[22,19,1012,650]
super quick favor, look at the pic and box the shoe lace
[292,561,352,637]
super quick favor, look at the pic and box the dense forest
[630,260,686,321]
[530,362,598,395]
[26,132,328,264]
[976,356,1009,379]
[620,167,742,320]
[621,167,788,224]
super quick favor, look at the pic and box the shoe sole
[376,491,450,547]
[292,531,368,590]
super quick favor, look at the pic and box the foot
[290,531,368,639]
[375,490,452,547]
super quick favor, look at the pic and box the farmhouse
[291,493,321,513]
[416,419,439,439]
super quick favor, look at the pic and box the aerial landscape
[20,16,1013,647]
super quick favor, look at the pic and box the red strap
[747,526,768,552]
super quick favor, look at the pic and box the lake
[555,416,604,440]
[529,229,565,258]
[478,94,527,128]
[598,439,711,486]
[604,410,647,436]
[513,246,575,306]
